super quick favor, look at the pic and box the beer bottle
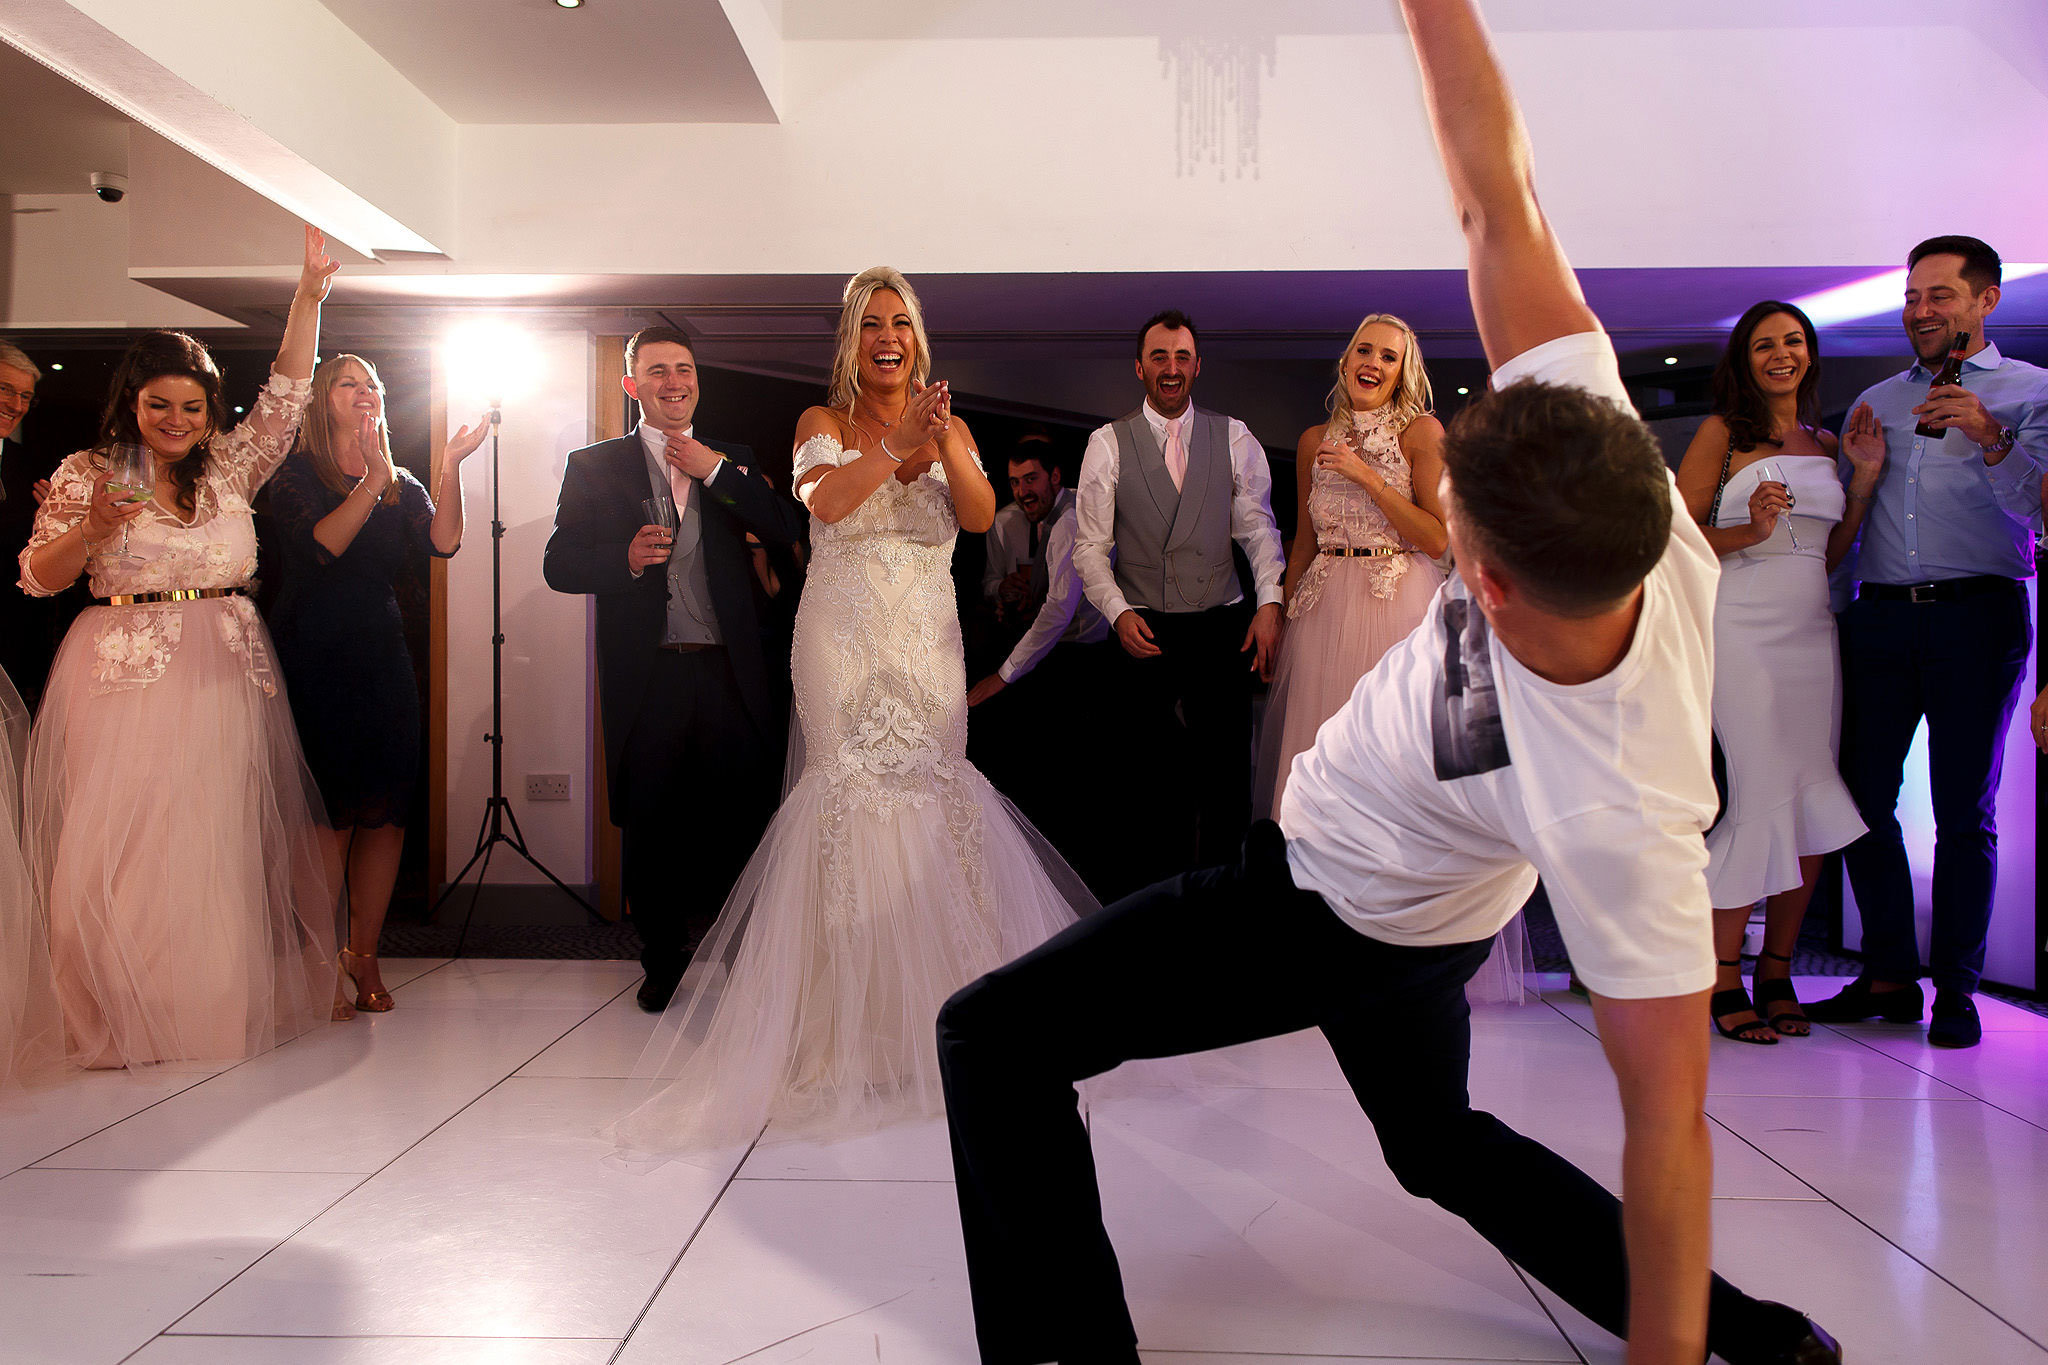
[1915,330,1971,439]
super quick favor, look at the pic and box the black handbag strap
[1704,437,1735,528]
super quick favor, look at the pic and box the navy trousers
[1838,580,2031,994]
[938,823,1794,1365]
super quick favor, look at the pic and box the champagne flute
[1756,461,1800,551]
[104,442,156,562]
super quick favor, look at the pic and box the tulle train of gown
[609,436,1091,1158]
[1254,405,1530,1004]
[19,374,341,1070]
[1,667,65,1094]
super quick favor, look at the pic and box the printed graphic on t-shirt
[1431,587,1510,780]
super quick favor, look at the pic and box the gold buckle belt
[1317,546,1410,558]
[96,587,246,606]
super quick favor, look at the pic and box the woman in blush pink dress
[1257,315,1448,818]
[18,227,343,1069]
[1255,314,1527,1002]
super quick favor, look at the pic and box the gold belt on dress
[95,587,247,606]
[1317,546,1411,558]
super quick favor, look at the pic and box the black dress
[265,453,449,828]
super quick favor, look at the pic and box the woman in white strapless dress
[1676,301,1885,1043]
[611,269,1090,1155]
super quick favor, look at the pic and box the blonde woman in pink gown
[1257,313,1527,1001]
[18,227,343,1069]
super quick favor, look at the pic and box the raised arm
[275,225,338,387]
[1398,0,1599,367]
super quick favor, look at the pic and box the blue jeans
[1838,579,2032,994]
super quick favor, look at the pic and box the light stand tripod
[434,401,597,956]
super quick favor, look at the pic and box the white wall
[455,25,2048,278]
[0,191,235,330]
[439,329,597,888]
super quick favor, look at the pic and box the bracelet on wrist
[879,437,904,465]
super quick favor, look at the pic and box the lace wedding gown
[18,373,341,1069]
[611,436,1092,1154]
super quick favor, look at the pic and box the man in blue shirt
[1809,236,2047,1048]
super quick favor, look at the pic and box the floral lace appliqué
[1290,405,1421,619]
[217,596,279,697]
[25,369,308,694]
[90,608,182,695]
[791,432,992,932]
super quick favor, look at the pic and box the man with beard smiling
[1808,236,2048,1049]
[544,326,805,1011]
[1074,311,1286,893]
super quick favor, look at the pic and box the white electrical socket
[525,773,571,801]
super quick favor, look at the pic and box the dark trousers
[968,639,1119,897]
[938,824,1792,1365]
[1104,602,1254,897]
[617,647,781,980]
[1838,580,2031,994]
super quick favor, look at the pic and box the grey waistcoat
[642,446,721,646]
[1110,405,1237,613]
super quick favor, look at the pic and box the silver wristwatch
[1981,425,2018,457]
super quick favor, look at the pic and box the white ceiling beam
[0,0,454,258]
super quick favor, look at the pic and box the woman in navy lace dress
[266,355,486,1017]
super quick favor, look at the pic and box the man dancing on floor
[936,3,1843,1363]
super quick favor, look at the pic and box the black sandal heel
[1753,949,1808,1037]
[1711,957,1777,1044]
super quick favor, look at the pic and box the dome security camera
[91,171,128,204]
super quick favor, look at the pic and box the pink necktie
[1163,416,1187,493]
[664,438,691,515]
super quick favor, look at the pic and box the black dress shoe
[1806,975,1923,1024]
[1747,1300,1842,1364]
[1928,989,1982,1048]
[636,972,679,1013]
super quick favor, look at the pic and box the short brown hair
[1908,235,2001,295]
[1442,380,1669,616]
[626,325,696,373]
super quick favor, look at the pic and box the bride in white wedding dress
[610,268,1093,1155]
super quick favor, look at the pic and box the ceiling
[0,41,128,194]
[318,0,777,123]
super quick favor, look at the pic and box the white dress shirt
[1074,400,1286,625]
[981,500,1033,604]
[997,491,1110,684]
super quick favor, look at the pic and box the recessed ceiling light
[555,0,583,8]
[1663,356,1678,365]
[1456,386,1469,395]
[49,362,63,371]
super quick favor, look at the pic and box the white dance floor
[2,958,2044,1364]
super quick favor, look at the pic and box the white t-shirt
[1279,331,1720,1000]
